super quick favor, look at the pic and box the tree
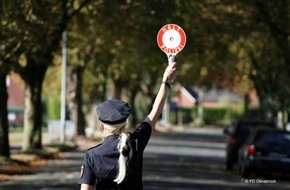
[65,1,106,136]
[225,0,290,121]
[0,66,10,158]
[6,0,93,151]
[251,0,290,122]
[0,0,24,158]
[0,63,11,158]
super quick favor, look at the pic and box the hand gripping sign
[157,24,186,65]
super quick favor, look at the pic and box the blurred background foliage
[1,0,289,153]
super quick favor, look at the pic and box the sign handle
[168,54,175,65]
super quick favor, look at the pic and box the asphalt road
[1,127,290,190]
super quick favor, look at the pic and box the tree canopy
[1,0,289,156]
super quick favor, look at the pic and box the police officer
[79,62,177,190]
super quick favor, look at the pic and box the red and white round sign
[157,24,186,55]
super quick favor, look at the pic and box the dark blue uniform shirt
[79,122,152,190]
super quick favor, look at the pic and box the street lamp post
[60,30,67,144]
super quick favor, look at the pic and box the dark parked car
[223,120,275,170]
[238,128,290,177]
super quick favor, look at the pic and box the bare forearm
[146,83,169,126]
[80,184,92,190]
[144,62,176,127]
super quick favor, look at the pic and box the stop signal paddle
[157,24,186,65]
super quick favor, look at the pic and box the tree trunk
[68,65,86,136]
[22,83,43,151]
[128,89,138,128]
[0,73,10,157]
[21,64,47,151]
[114,80,122,100]
[244,93,249,116]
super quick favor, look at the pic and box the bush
[202,107,242,125]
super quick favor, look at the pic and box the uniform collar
[103,134,119,143]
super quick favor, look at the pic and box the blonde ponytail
[114,132,129,184]
[101,121,129,184]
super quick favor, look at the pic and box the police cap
[96,99,131,125]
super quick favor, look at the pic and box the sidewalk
[1,152,83,190]
[0,138,98,190]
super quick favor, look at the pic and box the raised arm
[144,62,177,128]
[80,184,92,190]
